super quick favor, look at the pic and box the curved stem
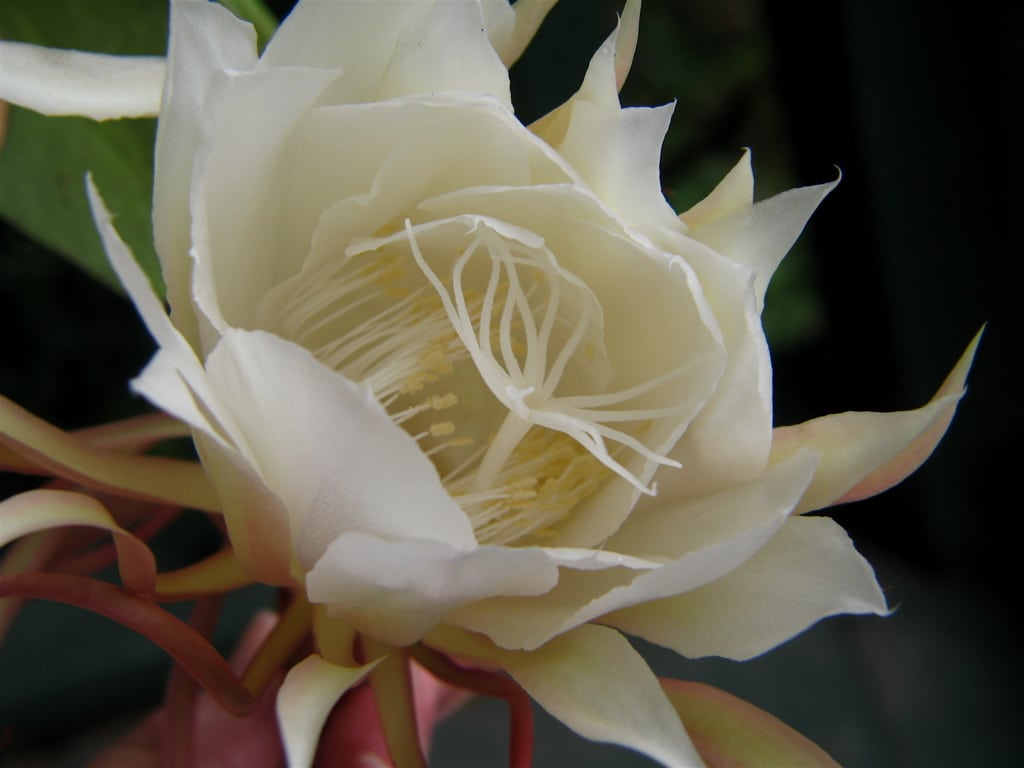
[162,595,223,768]
[0,573,254,715]
[411,644,533,768]
[364,638,426,768]
[241,593,311,697]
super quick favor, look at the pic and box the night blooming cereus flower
[0,0,979,765]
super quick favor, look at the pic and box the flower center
[261,219,686,544]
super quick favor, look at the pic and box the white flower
[0,1,978,764]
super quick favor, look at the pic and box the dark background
[1,1,1018,765]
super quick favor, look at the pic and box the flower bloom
[0,0,977,764]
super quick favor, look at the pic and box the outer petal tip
[775,328,983,513]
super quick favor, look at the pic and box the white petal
[202,329,476,568]
[431,624,704,767]
[679,148,754,229]
[153,0,258,346]
[605,516,888,660]
[643,230,771,500]
[772,330,980,513]
[306,532,558,647]
[189,66,338,341]
[487,0,559,67]
[376,1,511,107]
[447,450,817,650]
[86,176,215,414]
[0,42,164,120]
[262,1,510,107]
[559,100,685,235]
[690,174,839,312]
[277,654,380,768]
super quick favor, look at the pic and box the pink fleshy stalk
[314,662,469,768]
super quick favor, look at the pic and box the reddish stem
[161,595,224,768]
[410,645,533,768]
[0,573,254,716]
[50,505,180,577]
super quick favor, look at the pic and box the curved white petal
[202,329,476,569]
[431,624,704,767]
[605,516,888,661]
[153,0,258,347]
[188,66,338,345]
[531,7,682,237]
[376,1,511,107]
[679,149,754,229]
[690,174,839,312]
[307,532,558,646]
[643,230,771,501]
[488,0,560,67]
[277,654,380,768]
[261,1,510,108]
[0,41,164,120]
[772,330,980,513]
[446,450,817,651]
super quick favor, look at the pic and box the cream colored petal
[87,176,226,436]
[189,66,338,343]
[679,149,754,229]
[202,329,476,568]
[642,230,770,501]
[0,41,164,120]
[448,450,817,651]
[605,516,888,661]
[376,1,512,107]
[488,0,560,67]
[613,0,642,91]
[661,678,841,767]
[277,654,380,768]
[262,1,510,107]
[690,174,839,312]
[306,532,558,647]
[430,624,704,767]
[532,4,681,237]
[773,330,981,514]
[265,95,559,285]
[558,99,684,235]
[91,177,302,584]
[153,0,258,347]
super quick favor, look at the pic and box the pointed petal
[0,489,156,594]
[532,8,681,236]
[306,532,557,646]
[661,678,840,768]
[153,0,258,346]
[202,329,476,568]
[276,654,380,768]
[690,174,839,312]
[605,516,888,661]
[376,2,512,107]
[614,0,641,90]
[679,149,754,230]
[773,330,981,513]
[0,42,164,120]
[490,0,560,67]
[432,624,703,766]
